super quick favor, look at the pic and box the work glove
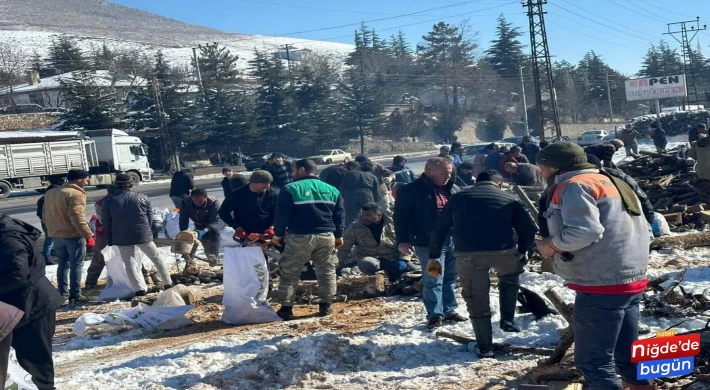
[86,237,96,249]
[426,259,442,278]
[334,237,344,248]
[234,227,247,241]
[272,236,283,247]
[197,229,206,239]
[518,251,529,266]
[264,227,275,239]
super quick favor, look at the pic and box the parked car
[501,136,539,145]
[244,152,296,171]
[306,149,352,165]
[461,142,516,164]
[576,130,609,146]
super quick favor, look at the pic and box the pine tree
[638,41,683,77]
[58,70,119,130]
[293,64,343,151]
[249,50,296,144]
[30,51,43,72]
[47,37,89,73]
[388,30,413,59]
[194,44,240,90]
[340,66,385,154]
[485,15,526,79]
[92,42,116,70]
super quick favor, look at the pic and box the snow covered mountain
[0,0,353,69]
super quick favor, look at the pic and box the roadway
[0,156,433,230]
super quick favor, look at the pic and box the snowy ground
[32,241,710,390]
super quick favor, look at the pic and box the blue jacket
[519,142,541,163]
[484,152,504,171]
[390,165,416,184]
[274,176,345,238]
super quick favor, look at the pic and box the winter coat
[653,127,668,150]
[219,185,278,234]
[499,153,529,177]
[544,170,649,287]
[103,188,154,246]
[454,170,475,187]
[319,165,349,189]
[266,162,293,188]
[179,196,223,232]
[619,129,640,146]
[390,165,416,184]
[603,168,655,225]
[274,176,345,238]
[584,143,617,168]
[394,175,460,247]
[519,142,541,163]
[0,301,23,341]
[0,212,64,327]
[222,175,248,199]
[338,214,399,264]
[169,171,195,198]
[512,163,544,186]
[484,152,504,171]
[339,170,382,227]
[429,182,537,258]
[42,183,93,239]
[689,127,700,143]
[94,196,107,237]
[472,152,488,177]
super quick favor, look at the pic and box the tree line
[1,15,709,163]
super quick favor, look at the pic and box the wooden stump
[651,231,710,250]
[269,274,387,302]
[539,290,575,367]
[533,364,581,382]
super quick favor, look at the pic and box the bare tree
[0,43,29,111]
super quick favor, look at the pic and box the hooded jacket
[103,188,154,246]
[0,213,64,327]
[544,170,649,287]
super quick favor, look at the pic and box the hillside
[0,0,352,69]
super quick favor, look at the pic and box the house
[0,70,147,110]
[275,47,313,62]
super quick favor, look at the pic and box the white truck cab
[85,129,152,182]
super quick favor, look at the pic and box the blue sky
[112,0,708,75]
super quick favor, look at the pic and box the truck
[0,129,152,198]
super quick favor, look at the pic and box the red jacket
[499,153,519,177]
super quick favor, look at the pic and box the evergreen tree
[638,41,683,77]
[249,50,296,146]
[30,51,43,72]
[485,15,526,79]
[58,70,119,130]
[92,42,116,70]
[47,37,89,73]
[388,30,413,59]
[193,44,240,90]
[293,64,343,151]
[340,66,386,154]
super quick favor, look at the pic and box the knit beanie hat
[536,141,597,171]
[67,169,90,181]
[250,170,273,184]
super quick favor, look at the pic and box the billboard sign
[625,75,687,101]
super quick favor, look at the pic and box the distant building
[0,70,146,110]
[417,87,467,110]
[275,47,313,62]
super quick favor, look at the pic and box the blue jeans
[415,237,458,320]
[53,237,87,298]
[41,224,53,263]
[574,292,654,390]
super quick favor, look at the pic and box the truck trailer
[0,129,152,198]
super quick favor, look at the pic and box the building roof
[0,70,147,95]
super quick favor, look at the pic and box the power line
[241,0,471,17]
[632,0,695,19]
[605,0,667,23]
[546,20,647,53]
[274,0,490,36]
[548,4,653,44]
[557,0,650,37]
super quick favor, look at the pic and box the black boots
[498,280,521,333]
[471,315,494,358]
[277,306,294,321]
[318,303,332,317]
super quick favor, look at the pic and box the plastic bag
[652,212,671,237]
[153,289,186,307]
[222,247,281,325]
[220,226,241,248]
[98,246,148,301]
[5,349,38,390]
[72,303,193,336]
[165,211,193,239]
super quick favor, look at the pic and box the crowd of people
[1,131,676,389]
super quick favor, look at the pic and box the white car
[306,149,352,164]
[577,130,609,146]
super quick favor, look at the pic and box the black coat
[219,185,278,234]
[429,182,537,258]
[394,175,459,247]
[339,170,381,227]
[519,142,541,163]
[584,144,617,168]
[0,213,64,327]
[169,171,195,197]
[180,196,223,231]
[222,175,248,198]
[266,162,293,188]
[320,165,349,189]
[653,128,668,150]
[104,188,154,246]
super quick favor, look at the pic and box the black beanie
[536,142,597,171]
[67,169,90,181]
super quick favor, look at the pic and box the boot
[277,306,294,321]
[471,315,494,358]
[318,303,332,317]
[498,281,520,332]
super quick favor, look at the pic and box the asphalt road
[0,156,432,230]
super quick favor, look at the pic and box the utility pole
[152,76,180,171]
[284,44,294,86]
[523,0,562,142]
[192,47,203,90]
[605,70,614,125]
[520,66,529,136]
[664,17,706,110]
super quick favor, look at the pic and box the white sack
[222,247,281,325]
[98,246,148,301]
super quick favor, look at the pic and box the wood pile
[642,269,710,318]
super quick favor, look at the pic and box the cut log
[647,274,671,291]
[512,185,540,230]
[539,289,575,367]
[662,212,684,226]
[533,364,581,382]
[271,274,387,302]
[434,330,554,356]
[651,232,710,250]
[131,288,196,307]
[658,268,688,301]
[544,290,573,323]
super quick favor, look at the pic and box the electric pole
[152,76,180,171]
[605,70,614,125]
[520,66,529,135]
[523,0,562,142]
[284,44,294,86]
[664,17,706,110]
[192,47,203,90]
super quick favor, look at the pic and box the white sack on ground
[98,246,148,301]
[222,246,281,325]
